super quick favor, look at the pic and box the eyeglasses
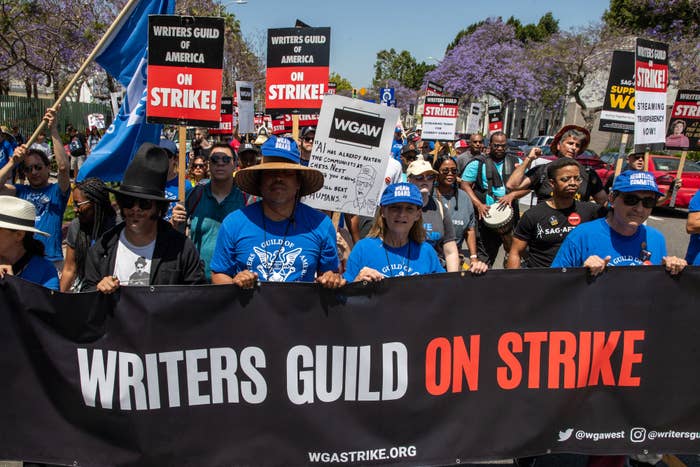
[440,168,458,175]
[210,154,233,164]
[117,195,154,210]
[620,194,656,208]
[303,137,314,142]
[193,163,206,169]
[491,143,507,148]
[411,174,436,182]
[73,200,91,210]
[24,164,45,172]
[557,175,583,183]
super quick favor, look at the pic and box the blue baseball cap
[261,135,300,163]
[380,182,423,207]
[612,170,663,196]
[158,138,178,155]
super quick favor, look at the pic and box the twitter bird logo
[558,428,573,441]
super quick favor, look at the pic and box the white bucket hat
[0,196,49,237]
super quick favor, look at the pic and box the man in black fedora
[84,142,205,292]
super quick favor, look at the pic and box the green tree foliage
[446,13,558,52]
[329,72,353,91]
[603,0,699,37]
[372,48,435,90]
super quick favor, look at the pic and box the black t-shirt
[526,164,604,203]
[514,200,603,268]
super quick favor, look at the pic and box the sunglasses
[557,175,583,183]
[303,137,314,142]
[620,194,656,208]
[491,143,507,148]
[210,154,233,164]
[73,199,91,210]
[440,168,458,175]
[193,163,206,169]
[411,174,436,182]
[117,196,155,210]
[24,164,45,172]
[629,154,645,160]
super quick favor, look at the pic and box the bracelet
[470,255,478,259]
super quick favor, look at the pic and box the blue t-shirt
[186,182,246,280]
[343,237,445,281]
[19,255,59,290]
[15,183,68,262]
[685,190,700,265]
[461,157,521,206]
[551,218,667,268]
[210,202,339,282]
[164,177,193,221]
[391,139,404,162]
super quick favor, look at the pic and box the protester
[160,138,193,223]
[171,142,245,280]
[68,126,88,177]
[405,159,461,272]
[605,151,681,205]
[11,126,24,145]
[210,135,344,289]
[298,126,315,166]
[0,108,70,270]
[30,131,52,160]
[391,128,404,162]
[507,124,607,206]
[0,196,58,290]
[84,143,205,292]
[0,127,17,170]
[343,182,444,281]
[192,127,213,158]
[187,154,209,188]
[237,143,260,170]
[551,170,687,275]
[399,143,419,180]
[460,131,528,267]
[433,155,487,273]
[685,189,700,265]
[457,133,484,177]
[507,158,602,269]
[87,126,101,154]
[60,178,117,292]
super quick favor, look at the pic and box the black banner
[2,269,700,466]
[599,50,635,134]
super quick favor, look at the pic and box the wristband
[470,255,478,259]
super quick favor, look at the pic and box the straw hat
[234,135,324,197]
[0,196,49,236]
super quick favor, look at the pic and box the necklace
[383,240,411,277]
[261,210,293,281]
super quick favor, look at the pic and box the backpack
[472,154,519,204]
[69,136,85,157]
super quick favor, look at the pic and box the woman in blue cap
[343,182,445,282]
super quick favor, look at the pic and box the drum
[483,204,514,234]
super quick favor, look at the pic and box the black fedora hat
[107,142,173,201]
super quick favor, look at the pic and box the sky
[227,0,612,88]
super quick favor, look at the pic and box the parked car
[507,139,527,158]
[526,135,554,147]
[599,153,700,208]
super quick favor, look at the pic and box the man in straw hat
[84,143,205,293]
[0,195,59,290]
[507,124,607,206]
[210,135,345,289]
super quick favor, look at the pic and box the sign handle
[643,148,651,172]
[669,150,687,208]
[178,126,186,203]
[613,133,629,178]
[331,211,341,230]
[292,114,300,141]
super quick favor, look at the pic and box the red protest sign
[265,27,331,114]
[147,16,224,127]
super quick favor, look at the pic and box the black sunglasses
[117,195,154,210]
[192,163,206,169]
[210,154,233,164]
[621,194,656,209]
[24,164,45,172]
[303,137,314,142]
[440,168,458,175]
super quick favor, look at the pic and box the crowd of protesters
[0,108,695,301]
[0,108,696,467]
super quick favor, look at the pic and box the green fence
[0,95,112,140]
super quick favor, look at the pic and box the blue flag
[77,0,175,182]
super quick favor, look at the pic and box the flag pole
[25,0,143,148]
